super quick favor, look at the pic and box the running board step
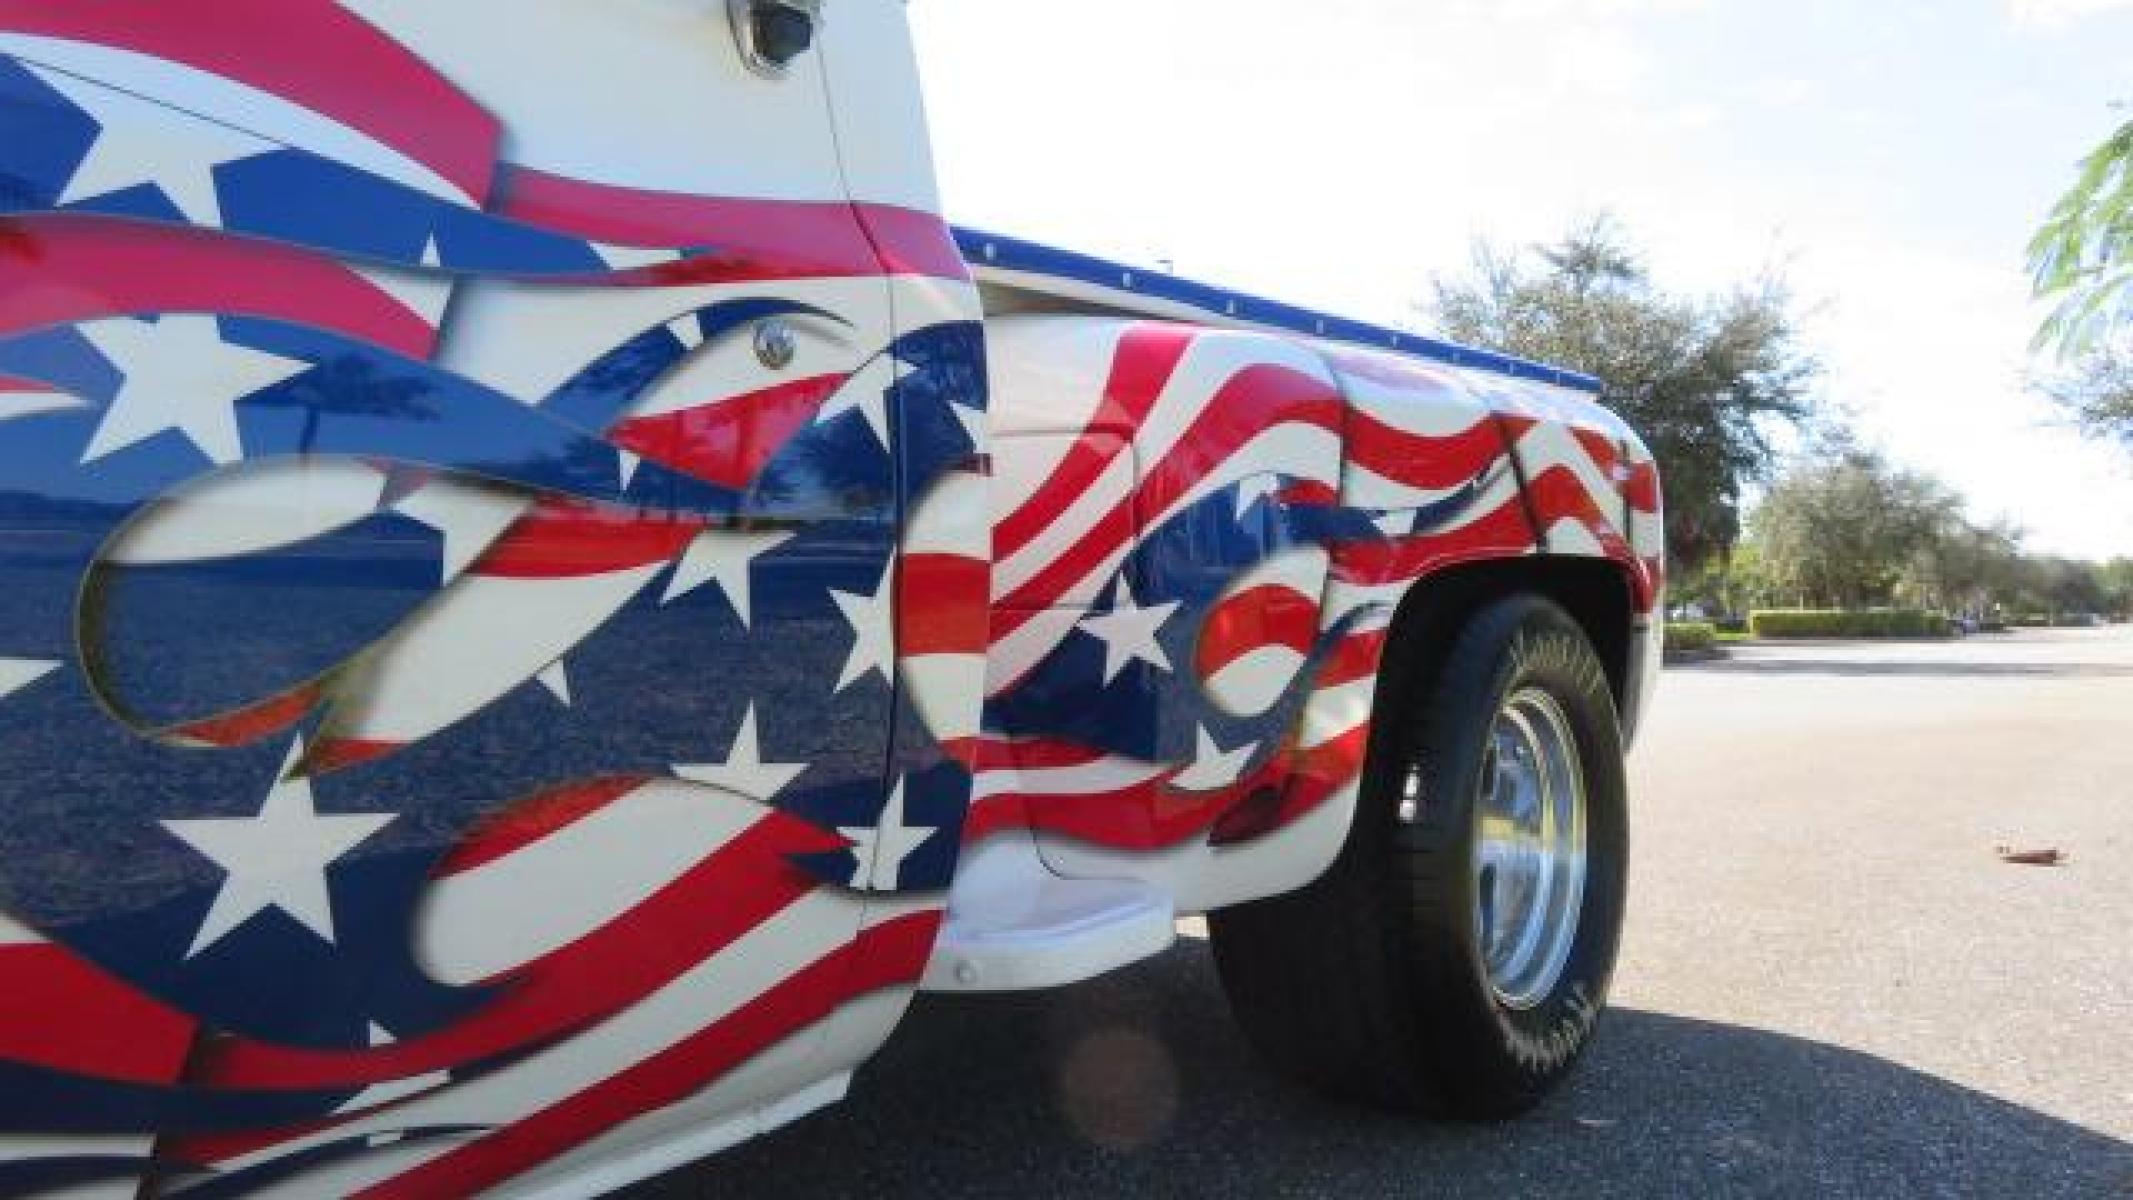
[921,851,1175,993]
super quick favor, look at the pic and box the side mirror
[729,0,824,78]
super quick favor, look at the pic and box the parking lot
[647,627,2133,1198]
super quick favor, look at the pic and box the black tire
[1210,592,1628,1119]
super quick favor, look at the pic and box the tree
[1430,218,1818,573]
[2031,118,2133,356]
[2038,344,2133,450]
[1907,516,2025,618]
[2097,558,2133,619]
[2015,556,2109,621]
[2030,117,2133,446]
[1750,435,1952,609]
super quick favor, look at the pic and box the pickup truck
[0,2,1663,1195]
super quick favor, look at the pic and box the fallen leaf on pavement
[1994,846,2067,867]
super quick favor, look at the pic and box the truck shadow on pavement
[638,938,2133,1199]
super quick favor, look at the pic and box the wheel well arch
[1375,555,1637,724]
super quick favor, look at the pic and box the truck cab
[0,2,1659,1195]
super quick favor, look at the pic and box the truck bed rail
[954,226,1604,395]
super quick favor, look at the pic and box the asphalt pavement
[636,627,2133,1198]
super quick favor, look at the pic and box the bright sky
[909,0,2133,560]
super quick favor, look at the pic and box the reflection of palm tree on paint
[268,355,440,457]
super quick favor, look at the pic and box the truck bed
[955,227,1602,395]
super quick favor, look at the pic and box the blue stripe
[953,227,1603,394]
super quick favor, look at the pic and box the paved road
[638,627,2133,1198]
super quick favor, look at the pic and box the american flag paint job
[971,320,1658,914]
[0,1,1659,1193]
[0,3,985,1194]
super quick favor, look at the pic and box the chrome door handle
[729,0,823,78]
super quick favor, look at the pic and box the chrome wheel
[1473,687,1587,1010]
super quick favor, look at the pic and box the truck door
[0,0,919,1192]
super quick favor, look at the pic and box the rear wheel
[1210,593,1628,1118]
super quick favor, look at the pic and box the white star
[661,527,795,627]
[1233,473,1283,520]
[616,449,644,490]
[162,739,395,958]
[353,236,450,330]
[591,242,684,272]
[839,778,936,892]
[0,659,60,701]
[338,1023,450,1123]
[667,314,706,351]
[674,704,809,801]
[829,562,897,692]
[536,659,572,706]
[1374,509,1417,539]
[77,316,310,466]
[28,63,270,227]
[1171,726,1258,792]
[814,353,899,449]
[1077,577,1179,684]
[949,398,988,453]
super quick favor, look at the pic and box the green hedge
[1748,609,1952,639]
[1663,622,1718,655]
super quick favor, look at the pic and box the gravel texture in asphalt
[633,627,2133,1198]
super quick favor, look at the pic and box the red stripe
[896,553,990,657]
[972,737,1111,773]
[494,167,866,258]
[1278,479,1340,506]
[1019,755,1291,850]
[495,169,966,282]
[608,374,847,491]
[963,739,1114,844]
[971,720,1371,851]
[1523,465,1655,612]
[0,215,438,357]
[0,373,57,394]
[1525,466,1631,556]
[1214,723,1369,846]
[298,737,401,776]
[989,501,1138,640]
[1624,460,1661,514]
[355,912,942,1200]
[435,777,650,878]
[468,497,703,580]
[992,361,1343,632]
[853,204,972,282]
[1196,584,1319,680]
[961,793,1029,845]
[169,681,320,748]
[0,0,500,203]
[1318,627,1390,689]
[192,813,842,1096]
[992,430,1128,567]
[993,324,1196,562]
[1345,408,1507,492]
[1131,363,1344,528]
[1330,496,1538,587]
[0,944,197,1083]
[1571,427,1622,482]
